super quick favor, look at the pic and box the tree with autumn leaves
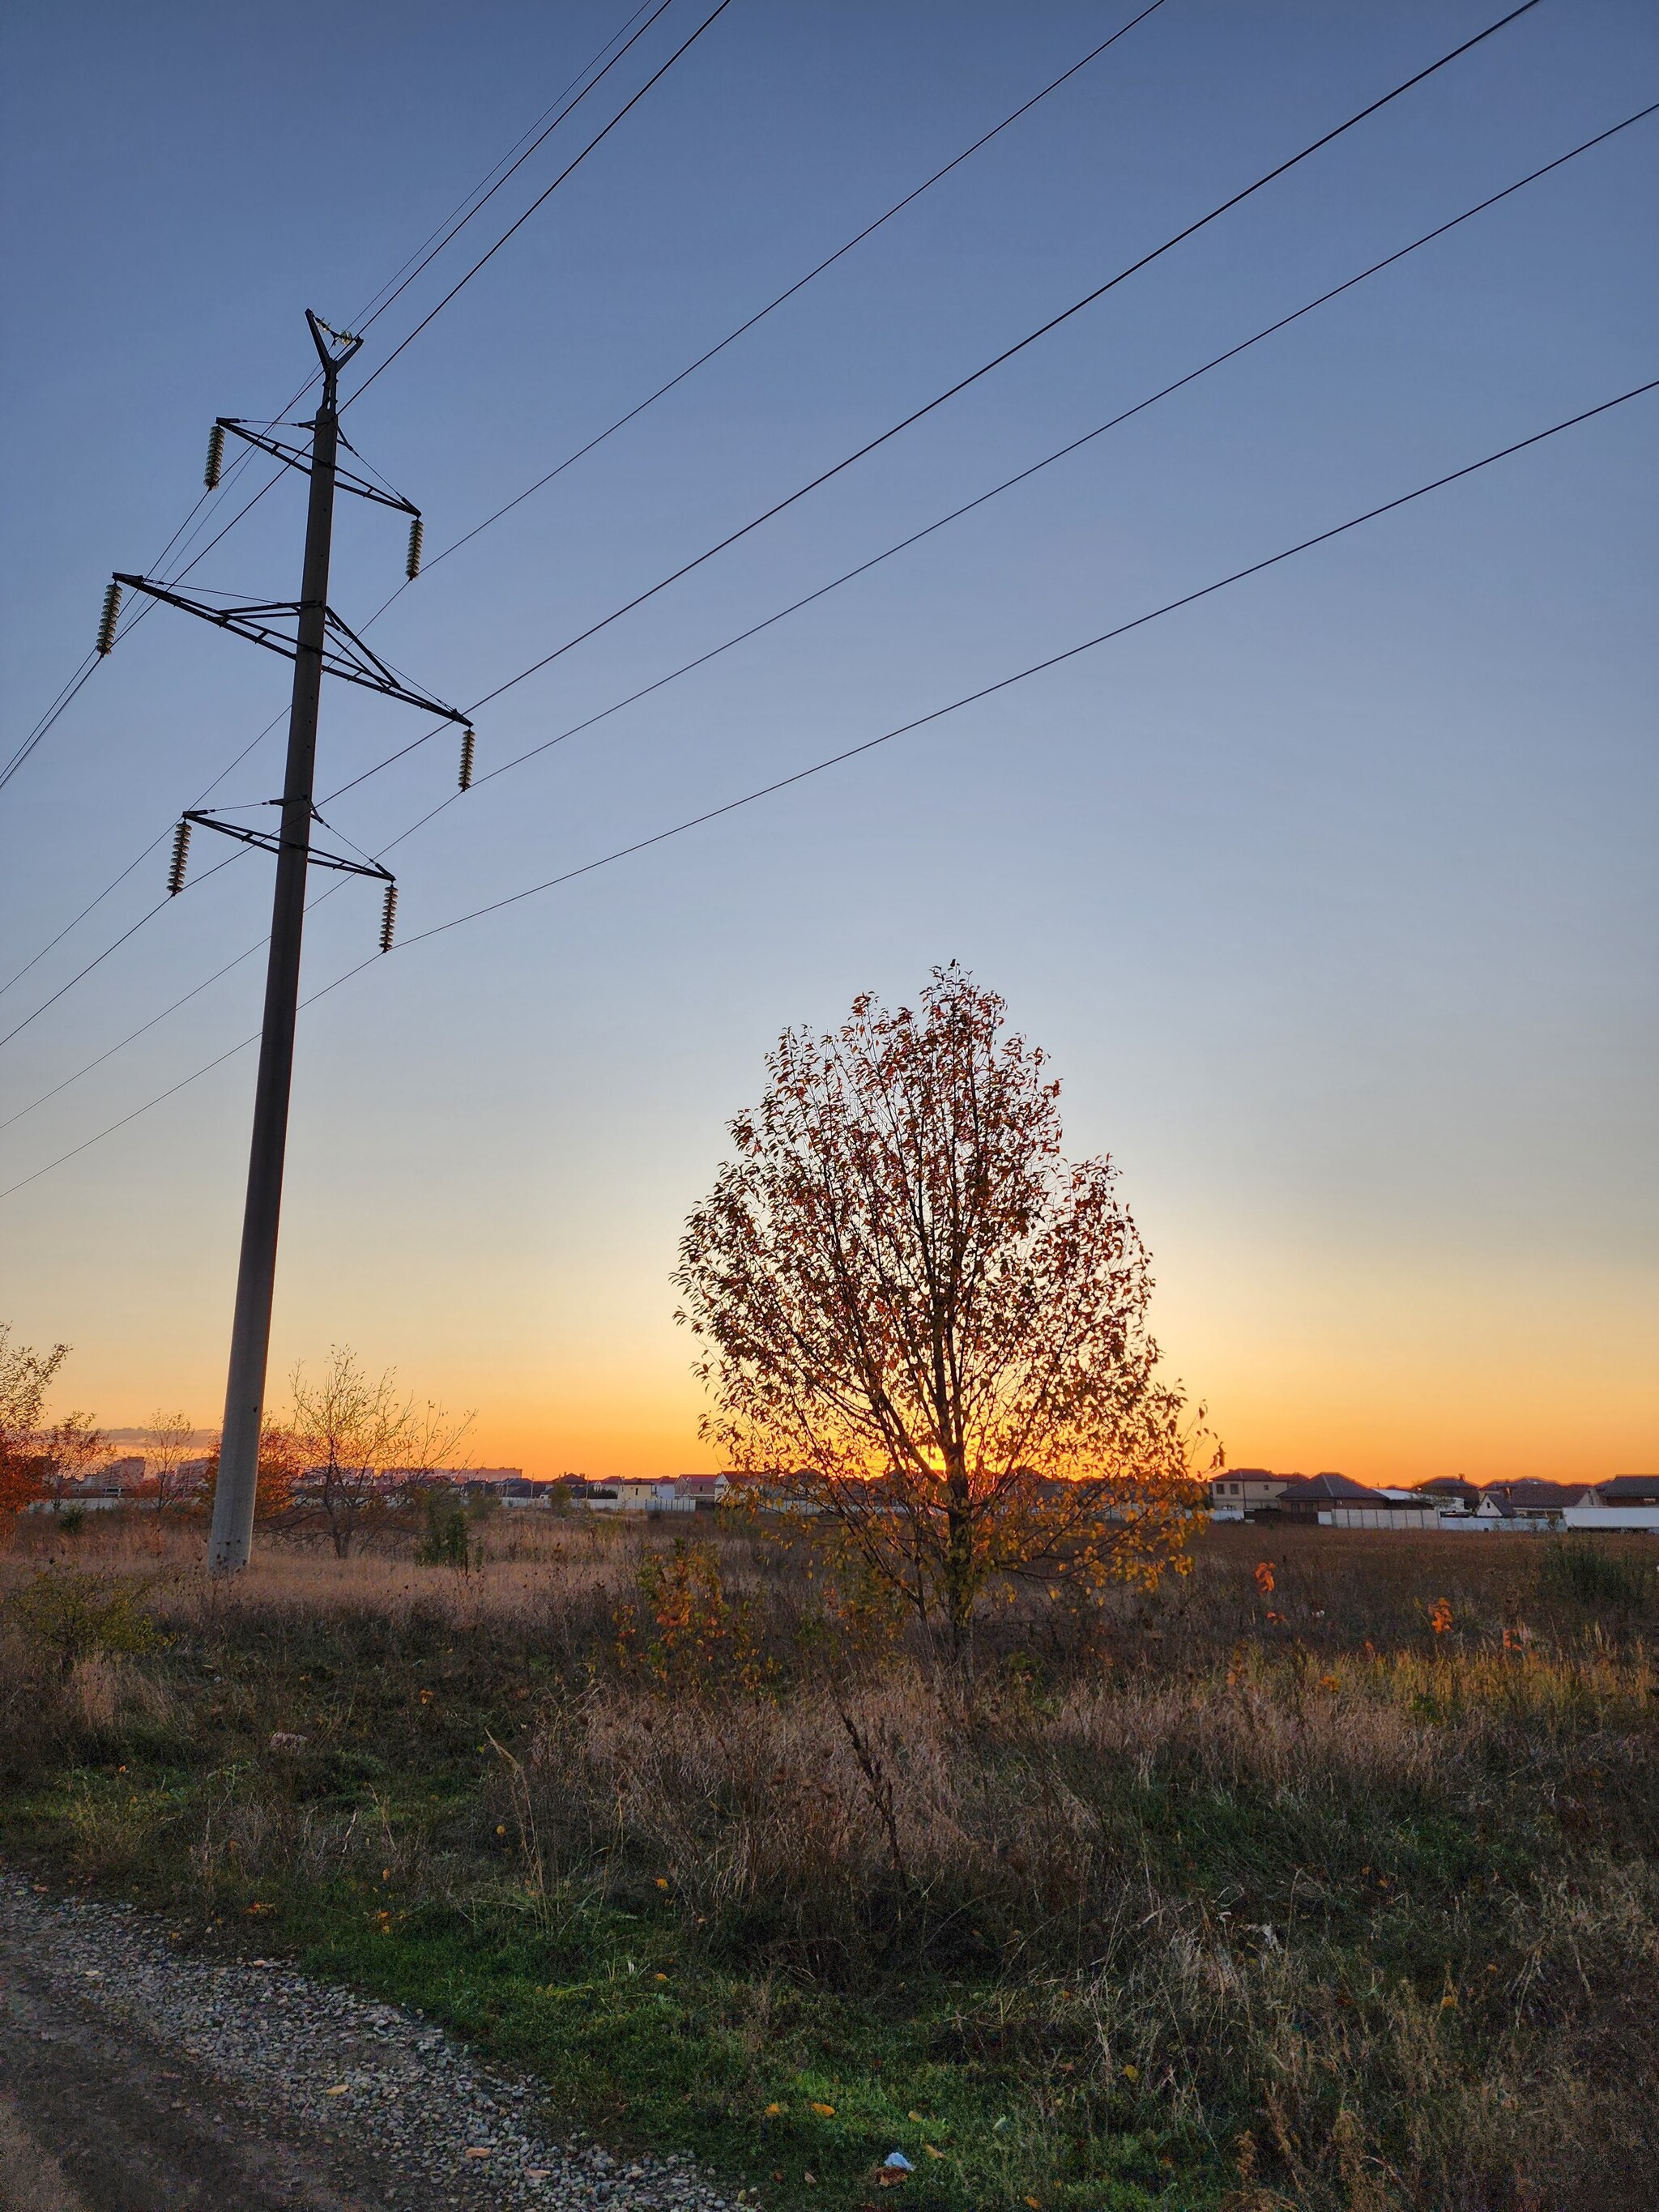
[0,1324,100,1517]
[675,966,1209,1652]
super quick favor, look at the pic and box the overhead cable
[347,0,673,342]
[438,0,1555,722]
[15,92,1644,1088]
[6,0,1168,982]
[4,370,1648,1205]
[327,96,1658,819]
[0,0,668,802]
[347,0,740,406]
[372,0,1173,600]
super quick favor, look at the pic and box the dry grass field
[1,1511,1655,2211]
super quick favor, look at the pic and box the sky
[1,0,1655,1483]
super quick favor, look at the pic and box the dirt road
[0,1877,731,2212]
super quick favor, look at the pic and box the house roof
[1597,1474,1659,1501]
[1483,1479,1576,1505]
[1276,1471,1374,1502]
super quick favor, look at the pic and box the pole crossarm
[182,808,394,883]
[111,575,471,723]
[217,419,420,515]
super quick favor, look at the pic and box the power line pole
[210,313,349,1574]
[106,309,472,1573]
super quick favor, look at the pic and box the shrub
[415,1488,473,1570]
[11,1566,164,1676]
[614,1536,763,1690]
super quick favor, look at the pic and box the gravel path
[0,1873,743,2212]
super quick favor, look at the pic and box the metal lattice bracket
[213,419,420,517]
[183,809,394,884]
[111,576,469,724]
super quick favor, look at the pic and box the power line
[0,936,267,1136]
[0,657,101,792]
[0,460,284,798]
[348,0,680,347]
[0,469,303,1008]
[0,0,1159,989]
[0,849,247,1053]
[345,0,668,339]
[5,373,1648,1205]
[0,445,294,801]
[407,0,1556,733]
[0,845,370,1131]
[0,0,1572,1055]
[365,0,1173,610]
[0,0,725,1025]
[385,381,1659,948]
[0,708,286,1008]
[0,0,668,803]
[328,97,1658,820]
[17,92,1644,1093]
[346,0,740,407]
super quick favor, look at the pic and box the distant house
[1410,1477,1482,1512]
[1321,1502,1448,1531]
[612,1479,681,1514]
[1481,1494,1516,1519]
[389,1467,524,1488]
[560,1480,619,1507]
[484,1477,551,1508]
[1208,1468,1297,1519]
[28,1481,125,1515]
[1593,1474,1659,1507]
[1482,1479,1577,1525]
[1273,1473,1377,1524]
[1317,1478,1444,1531]
[1563,1475,1659,1532]
[568,1474,731,1515]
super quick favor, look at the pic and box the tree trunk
[944,1462,975,1655]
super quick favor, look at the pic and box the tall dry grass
[500,1643,1658,2206]
[2,1511,1656,2208]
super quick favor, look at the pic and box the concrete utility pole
[208,313,351,1573]
[111,309,472,1574]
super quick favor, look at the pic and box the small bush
[614,1536,763,1691]
[11,1566,164,1675]
[414,1489,473,1570]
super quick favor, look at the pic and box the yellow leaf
[811,2102,836,2118]
[766,2103,783,2116]
[924,2145,944,2160]
[655,1877,670,1890]
[1026,2198,1043,2208]
[1123,2065,1139,2082]
[907,2112,924,2124]
[325,2085,349,2096]
[655,1972,669,1983]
